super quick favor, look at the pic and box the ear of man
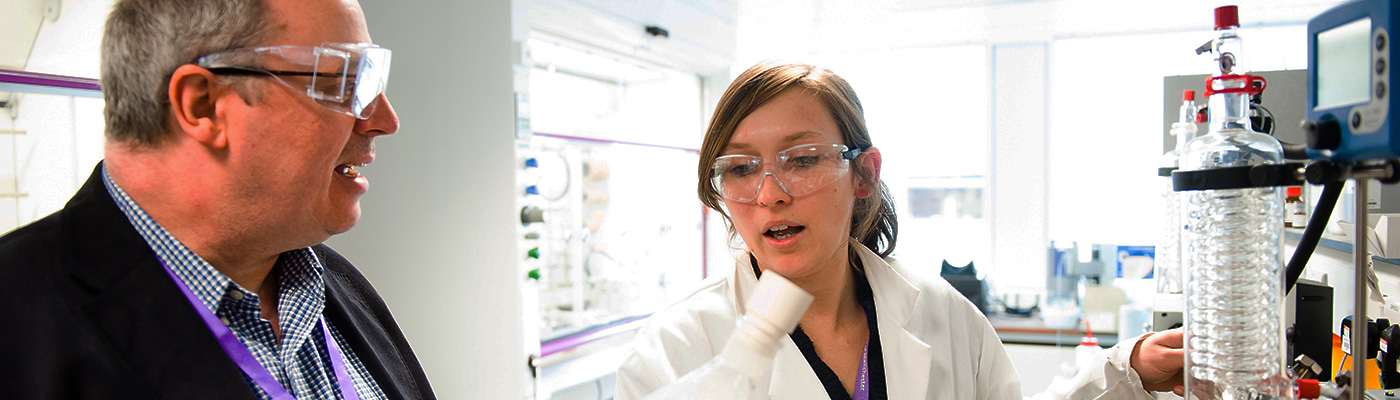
[167,64,234,150]
[855,146,882,199]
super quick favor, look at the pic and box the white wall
[0,0,108,234]
[991,43,1050,291]
[326,0,526,399]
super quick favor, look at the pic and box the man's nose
[356,93,399,137]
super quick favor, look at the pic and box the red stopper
[1288,187,1302,197]
[1183,90,1196,102]
[1215,5,1239,30]
[1296,379,1320,399]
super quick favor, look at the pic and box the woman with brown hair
[615,62,1184,399]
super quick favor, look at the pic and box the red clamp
[1295,378,1320,399]
[1204,74,1267,97]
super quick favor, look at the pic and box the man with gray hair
[0,0,435,398]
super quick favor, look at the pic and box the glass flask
[1180,5,1290,399]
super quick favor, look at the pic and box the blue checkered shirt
[103,167,388,400]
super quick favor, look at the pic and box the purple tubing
[540,316,649,357]
[0,68,102,92]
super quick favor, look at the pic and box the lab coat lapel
[770,337,832,400]
[733,254,761,316]
[734,255,829,399]
[881,322,934,399]
[855,240,933,400]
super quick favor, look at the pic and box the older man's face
[222,0,398,247]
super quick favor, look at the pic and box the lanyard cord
[854,341,870,400]
[158,260,362,400]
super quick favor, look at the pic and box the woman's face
[721,88,862,279]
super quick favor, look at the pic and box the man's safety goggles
[710,143,863,203]
[196,42,391,119]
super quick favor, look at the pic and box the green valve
[527,268,540,281]
[527,247,540,259]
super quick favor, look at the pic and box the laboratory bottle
[1180,5,1290,399]
[1075,322,1102,373]
[644,272,814,400]
[1157,89,1198,295]
[1285,187,1306,228]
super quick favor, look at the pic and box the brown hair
[697,62,897,257]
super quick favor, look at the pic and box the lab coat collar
[851,239,933,400]
[732,239,932,399]
[848,239,921,327]
[729,239,921,321]
[730,256,828,399]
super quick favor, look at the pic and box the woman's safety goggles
[710,143,863,203]
[196,42,391,119]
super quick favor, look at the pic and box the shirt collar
[100,165,326,315]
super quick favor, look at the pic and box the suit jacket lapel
[321,260,414,399]
[63,163,256,399]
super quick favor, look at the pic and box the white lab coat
[615,239,1158,400]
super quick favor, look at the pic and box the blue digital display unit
[1306,0,1396,162]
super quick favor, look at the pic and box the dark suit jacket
[0,164,436,399]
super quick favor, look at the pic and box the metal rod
[1354,178,1369,400]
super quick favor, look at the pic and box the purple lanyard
[159,261,362,400]
[854,340,869,400]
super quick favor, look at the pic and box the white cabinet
[523,0,736,76]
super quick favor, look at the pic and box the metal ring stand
[1355,174,1371,400]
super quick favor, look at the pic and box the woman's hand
[1129,328,1185,396]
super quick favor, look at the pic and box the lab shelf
[1285,229,1400,267]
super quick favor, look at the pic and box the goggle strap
[206,67,348,79]
[841,147,863,160]
[203,67,270,76]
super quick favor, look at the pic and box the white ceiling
[736,0,1347,62]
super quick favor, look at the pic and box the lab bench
[988,315,1120,348]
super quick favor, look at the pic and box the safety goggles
[711,143,863,203]
[196,42,391,119]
